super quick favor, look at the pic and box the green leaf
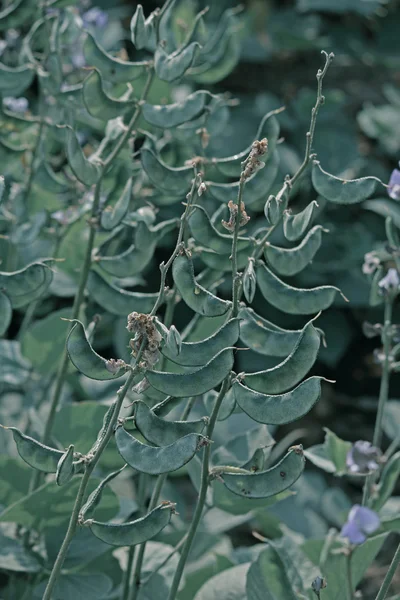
[257,262,343,315]
[363,198,400,229]
[234,377,328,425]
[21,308,71,374]
[311,160,381,204]
[155,42,200,82]
[147,348,234,398]
[115,426,205,474]
[304,428,351,475]
[0,528,42,573]
[265,225,325,276]
[0,340,31,385]
[33,572,113,600]
[82,69,135,121]
[242,318,321,395]
[246,546,299,600]
[0,0,38,31]
[0,291,12,336]
[283,200,319,242]
[83,32,147,84]
[297,0,382,15]
[194,563,250,600]
[0,62,34,95]
[383,400,400,441]
[0,262,53,308]
[172,252,231,317]
[239,307,301,357]
[0,455,31,509]
[88,502,175,546]
[87,270,158,316]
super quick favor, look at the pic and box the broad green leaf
[21,308,71,374]
[312,160,381,204]
[246,546,299,600]
[304,428,351,475]
[0,340,31,385]
[194,563,250,600]
[0,262,53,308]
[33,572,113,600]
[0,63,34,95]
[363,198,400,229]
[0,456,31,509]
[0,528,42,572]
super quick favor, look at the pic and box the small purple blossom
[3,96,28,113]
[378,267,400,295]
[388,168,400,201]
[362,251,380,275]
[346,441,381,474]
[341,505,380,545]
[82,7,108,29]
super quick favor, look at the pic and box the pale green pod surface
[142,91,209,128]
[130,4,155,50]
[239,307,301,357]
[0,291,12,336]
[283,200,319,242]
[155,42,200,83]
[33,162,70,194]
[83,32,147,84]
[98,243,155,278]
[243,319,321,394]
[264,225,325,276]
[172,253,231,317]
[153,395,184,417]
[311,160,381,204]
[166,325,181,356]
[134,401,207,446]
[203,387,236,421]
[0,63,34,96]
[87,270,158,316]
[62,125,100,186]
[212,110,281,177]
[88,502,175,546]
[0,262,53,308]
[162,319,239,367]
[56,445,75,486]
[196,246,249,273]
[372,452,400,512]
[147,348,234,397]
[0,0,37,31]
[115,426,205,474]
[208,150,280,206]
[67,320,126,380]
[188,205,250,254]
[256,262,342,315]
[82,70,135,121]
[101,177,132,230]
[141,148,193,195]
[218,446,305,499]
[191,31,240,85]
[233,377,327,425]
[243,260,256,304]
[241,448,266,472]
[80,465,126,521]
[3,426,64,472]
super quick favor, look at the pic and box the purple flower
[341,505,380,545]
[346,441,381,474]
[3,96,28,113]
[378,268,400,294]
[388,168,400,201]
[82,7,108,29]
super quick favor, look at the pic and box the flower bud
[243,258,256,304]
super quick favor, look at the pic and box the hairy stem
[375,542,400,600]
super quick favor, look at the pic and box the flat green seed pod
[82,69,135,121]
[0,262,53,309]
[217,446,305,499]
[264,225,325,276]
[87,270,158,316]
[83,32,147,84]
[188,205,250,254]
[101,177,132,231]
[97,243,154,278]
[234,376,327,425]
[207,150,280,206]
[161,318,239,367]
[80,465,126,521]
[172,252,231,317]
[33,162,70,194]
[283,200,319,242]
[115,426,205,474]
[211,109,281,177]
[242,319,321,395]
[0,0,37,31]
[141,148,193,195]
[241,448,266,472]
[190,33,240,85]
[130,4,156,51]
[2,426,63,473]
[66,320,126,381]
[0,63,34,96]
[133,401,207,446]
[58,125,100,186]
[196,246,250,272]
[312,160,382,204]
[239,307,301,357]
[155,42,200,82]
[0,291,12,336]
[88,501,175,546]
[56,445,75,486]
[147,348,234,397]
[256,262,343,315]
[142,91,209,128]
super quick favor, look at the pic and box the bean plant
[0,1,400,599]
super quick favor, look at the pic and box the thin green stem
[375,541,400,600]
[121,547,135,600]
[363,297,393,506]
[232,177,245,315]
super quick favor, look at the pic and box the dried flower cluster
[127,312,162,368]
[241,137,268,180]
[222,200,250,232]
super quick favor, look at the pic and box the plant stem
[232,176,245,315]
[363,296,393,506]
[42,369,138,600]
[375,541,400,600]
[347,550,354,600]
